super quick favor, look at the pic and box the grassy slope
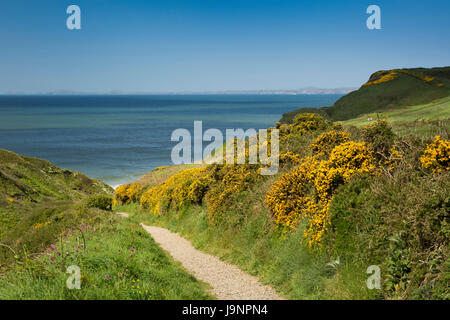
[0,148,113,232]
[0,148,115,264]
[280,66,450,123]
[0,148,112,206]
[0,151,212,300]
[0,213,212,300]
[342,95,450,126]
[116,169,380,300]
[115,114,449,300]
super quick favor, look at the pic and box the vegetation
[280,66,450,122]
[0,149,114,266]
[0,214,212,299]
[114,112,450,299]
[0,152,211,299]
[1,66,449,300]
[85,195,113,211]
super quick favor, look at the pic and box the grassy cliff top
[281,66,450,123]
[0,148,112,208]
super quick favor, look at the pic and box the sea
[0,94,342,187]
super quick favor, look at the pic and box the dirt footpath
[140,224,284,300]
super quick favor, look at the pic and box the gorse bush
[420,136,450,172]
[113,114,449,298]
[85,195,112,211]
[266,141,376,246]
[205,164,260,223]
[310,130,351,157]
[362,120,396,162]
[115,183,144,205]
[291,113,330,134]
[140,167,211,215]
[362,70,398,87]
[114,114,424,248]
[265,157,318,231]
[279,151,303,166]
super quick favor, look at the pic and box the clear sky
[1,0,449,93]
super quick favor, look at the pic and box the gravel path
[116,212,129,217]
[140,223,284,300]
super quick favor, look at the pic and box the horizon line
[0,87,357,96]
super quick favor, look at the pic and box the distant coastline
[1,88,356,96]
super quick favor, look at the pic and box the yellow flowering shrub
[265,157,318,229]
[363,70,398,87]
[384,146,403,172]
[280,151,303,166]
[115,183,144,205]
[140,167,211,215]
[420,136,450,173]
[291,113,329,134]
[206,164,260,223]
[326,142,376,180]
[266,140,376,247]
[363,69,436,87]
[310,130,350,157]
[33,221,50,230]
[398,69,435,83]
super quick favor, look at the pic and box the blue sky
[0,0,449,93]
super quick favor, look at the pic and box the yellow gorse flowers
[310,130,350,157]
[115,183,144,205]
[33,221,50,230]
[363,69,438,87]
[113,113,446,249]
[140,167,212,215]
[362,70,398,87]
[420,136,450,173]
[291,113,329,134]
[266,141,376,247]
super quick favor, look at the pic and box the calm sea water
[0,95,341,187]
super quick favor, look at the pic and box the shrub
[206,164,260,223]
[140,167,212,215]
[279,152,303,166]
[420,136,450,173]
[265,157,318,230]
[266,140,376,246]
[326,171,450,299]
[291,113,330,134]
[115,183,144,205]
[85,195,112,211]
[326,141,376,180]
[310,130,350,157]
[362,70,398,87]
[362,120,396,164]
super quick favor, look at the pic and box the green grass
[342,96,450,126]
[117,199,379,300]
[340,96,450,139]
[0,213,213,300]
[0,148,114,266]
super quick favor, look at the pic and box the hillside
[114,114,449,300]
[0,148,114,264]
[0,150,214,300]
[342,95,450,126]
[0,149,112,207]
[280,66,450,123]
